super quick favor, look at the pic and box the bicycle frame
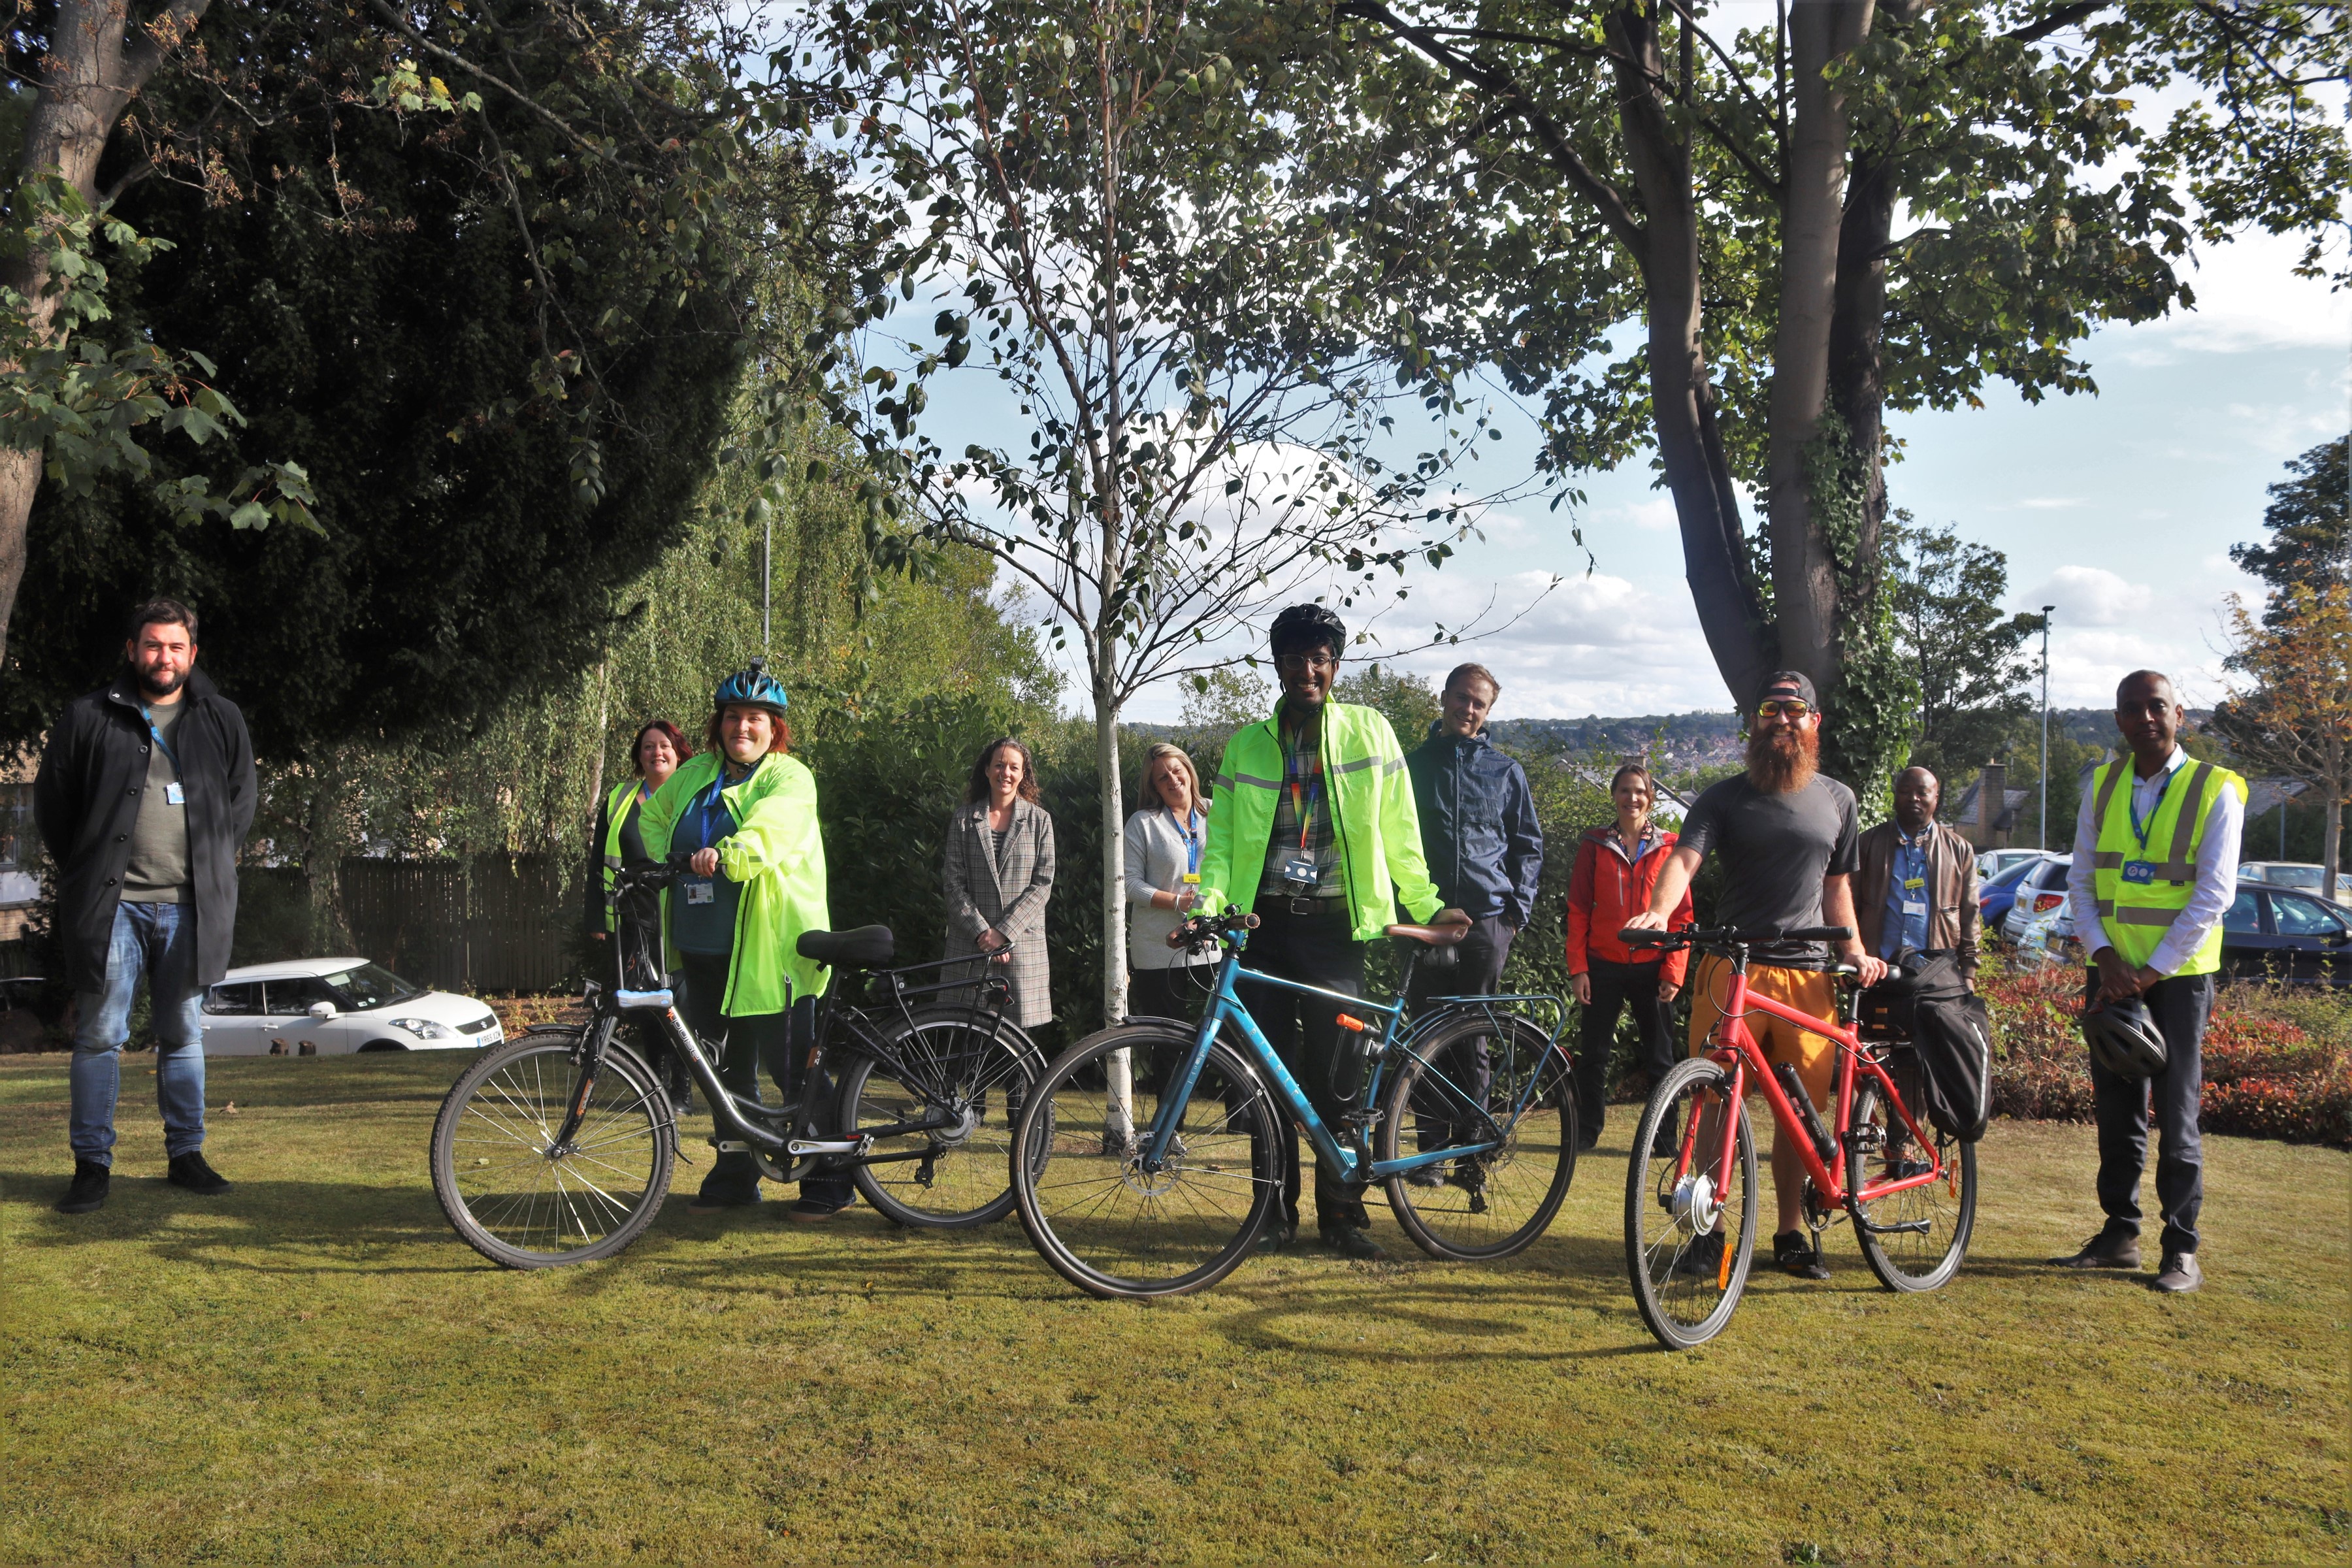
[1676,949,1949,1217]
[1141,933,1563,1185]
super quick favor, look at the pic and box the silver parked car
[201,958,503,1056]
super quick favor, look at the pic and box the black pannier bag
[1859,951,1991,1143]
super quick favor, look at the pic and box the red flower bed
[1973,958,2351,1148]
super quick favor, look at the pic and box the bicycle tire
[431,1026,674,1269]
[1624,1056,1758,1350]
[1012,1022,1281,1299]
[1848,1076,1978,1293]
[838,1009,1044,1228]
[1379,1011,1577,1261]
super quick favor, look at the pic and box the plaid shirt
[1260,711,1345,899]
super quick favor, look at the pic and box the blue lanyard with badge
[2121,764,2181,885]
[1279,742,1322,892]
[1169,806,1203,893]
[1898,836,1927,921]
[142,703,187,806]
[680,776,731,906]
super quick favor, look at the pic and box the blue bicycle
[1010,907,1579,1298]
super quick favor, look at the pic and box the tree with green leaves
[2232,436,2349,620]
[4,1,828,755]
[1323,0,2349,808]
[797,0,1538,1029]
[1885,512,2036,780]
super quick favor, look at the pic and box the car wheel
[358,1040,410,1053]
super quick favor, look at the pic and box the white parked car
[1976,848,2045,882]
[201,958,504,1056]
[1999,856,2080,958]
[2240,862,2337,896]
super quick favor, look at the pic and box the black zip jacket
[33,667,257,992]
[1403,723,1543,926]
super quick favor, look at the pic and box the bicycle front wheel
[1012,1023,1281,1299]
[1848,1073,1978,1292]
[839,1009,1043,1228]
[1379,1011,1577,1260]
[431,1027,674,1269]
[1624,1056,1757,1349]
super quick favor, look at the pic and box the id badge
[1281,855,1318,889]
[163,781,186,806]
[2121,860,2155,885]
[1902,901,1927,918]
[1181,872,1201,886]
[683,877,716,906]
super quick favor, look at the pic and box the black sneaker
[1773,1229,1829,1281]
[56,1160,110,1214]
[166,1151,231,1195]
[1322,1226,1388,1262]
[1671,1229,1725,1279]
[1256,1220,1298,1252]
[1404,1164,1445,1188]
[687,1184,761,1214]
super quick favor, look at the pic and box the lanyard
[1286,738,1322,851]
[1167,807,1202,874]
[140,703,181,773]
[691,773,734,852]
[2128,760,2183,850]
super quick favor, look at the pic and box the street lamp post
[2039,605,2055,850]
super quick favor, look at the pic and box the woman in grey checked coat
[941,736,1055,1028]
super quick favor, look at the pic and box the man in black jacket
[1401,664,1544,1164]
[37,598,256,1214]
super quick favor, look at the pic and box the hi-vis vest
[2087,754,2246,975]
[598,779,643,932]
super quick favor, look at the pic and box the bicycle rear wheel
[1379,1011,1577,1260]
[1848,1073,1978,1292]
[431,1026,674,1269]
[838,1009,1043,1228]
[1624,1056,1757,1349]
[1012,1023,1280,1299]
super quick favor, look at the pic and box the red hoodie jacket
[1565,825,1691,984]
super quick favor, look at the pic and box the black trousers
[1127,964,1211,1026]
[2083,968,2210,1256]
[1401,915,1515,1152]
[678,952,853,1209]
[1575,956,1677,1147]
[1244,900,1370,1233]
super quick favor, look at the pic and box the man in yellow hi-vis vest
[2052,670,2244,1294]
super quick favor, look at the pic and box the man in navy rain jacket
[1400,664,1543,1179]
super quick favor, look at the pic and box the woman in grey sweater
[1122,742,1216,1021]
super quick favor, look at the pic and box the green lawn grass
[3,1051,2344,1563]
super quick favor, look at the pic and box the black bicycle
[430,863,1045,1268]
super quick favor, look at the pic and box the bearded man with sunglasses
[1625,670,1884,1281]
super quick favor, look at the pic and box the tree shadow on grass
[8,1175,479,1277]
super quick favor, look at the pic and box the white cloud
[2024,564,2154,628]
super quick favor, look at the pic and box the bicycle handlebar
[1166,906,1262,949]
[1618,922,1854,951]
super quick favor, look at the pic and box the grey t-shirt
[1676,772,1860,968]
[122,700,192,903]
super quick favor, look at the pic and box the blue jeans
[71,901,208,1165]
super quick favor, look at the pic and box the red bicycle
[1619,923,1978,1348]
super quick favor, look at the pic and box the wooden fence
[337,855,573,994]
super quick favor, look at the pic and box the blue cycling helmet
[712,657,788,715]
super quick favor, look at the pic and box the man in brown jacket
[1855,767,1981,986]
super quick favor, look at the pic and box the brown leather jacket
[1855,819,1981,979]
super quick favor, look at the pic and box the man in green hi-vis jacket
[1198,604,1468,1260]
[638,659,849,1221]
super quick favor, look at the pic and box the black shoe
[1403,1165,1445,1188]
[1256,1220,1298,1252]
[1649,1128,1682,1159]
[166,1152,231,1195]
[787,1200,845,1224]
[688,1184,761,1214]
[1773,1229,1829,1281]
[1323,1226,1388,1262]
[56,1160,110,1214]
[2149,1251,2202,1293]
[1671,1230,1725,1279]
[1574,1131,1601,1154]
[2048,1230,2140,1270]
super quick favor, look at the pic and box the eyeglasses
[1277,652,1339,674]
[1756,699,1813,719]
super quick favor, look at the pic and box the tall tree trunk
[0,0,212,668]
[1605,4,1772,707]
[1766,0,1874,700]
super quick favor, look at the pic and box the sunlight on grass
[3,1053,2344,1562]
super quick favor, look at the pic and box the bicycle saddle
[796,925,896,969]
[1385,921,1470,946]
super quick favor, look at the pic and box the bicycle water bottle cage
[615,987,675,1010]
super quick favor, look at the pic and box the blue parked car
[1980,853,2067,932]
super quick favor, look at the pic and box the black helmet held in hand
[2082,993,2168,1079]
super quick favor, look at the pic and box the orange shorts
[1687,954,1840,1108]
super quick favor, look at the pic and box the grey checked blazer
[941,796,1056,1026]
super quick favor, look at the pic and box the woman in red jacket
[1565,764,1692,1153]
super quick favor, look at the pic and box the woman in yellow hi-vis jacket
[638,661,847,1220]
[585,718,691,1108]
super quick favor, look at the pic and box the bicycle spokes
[1624,1058,1757,1350]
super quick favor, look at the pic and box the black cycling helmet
[2082,993,2167,1079]
[1269,602,1347,663]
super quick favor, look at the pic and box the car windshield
[2268,866,2325,891]
[319,963,422,1010]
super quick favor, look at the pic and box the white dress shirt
[2067,745,2244,977]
